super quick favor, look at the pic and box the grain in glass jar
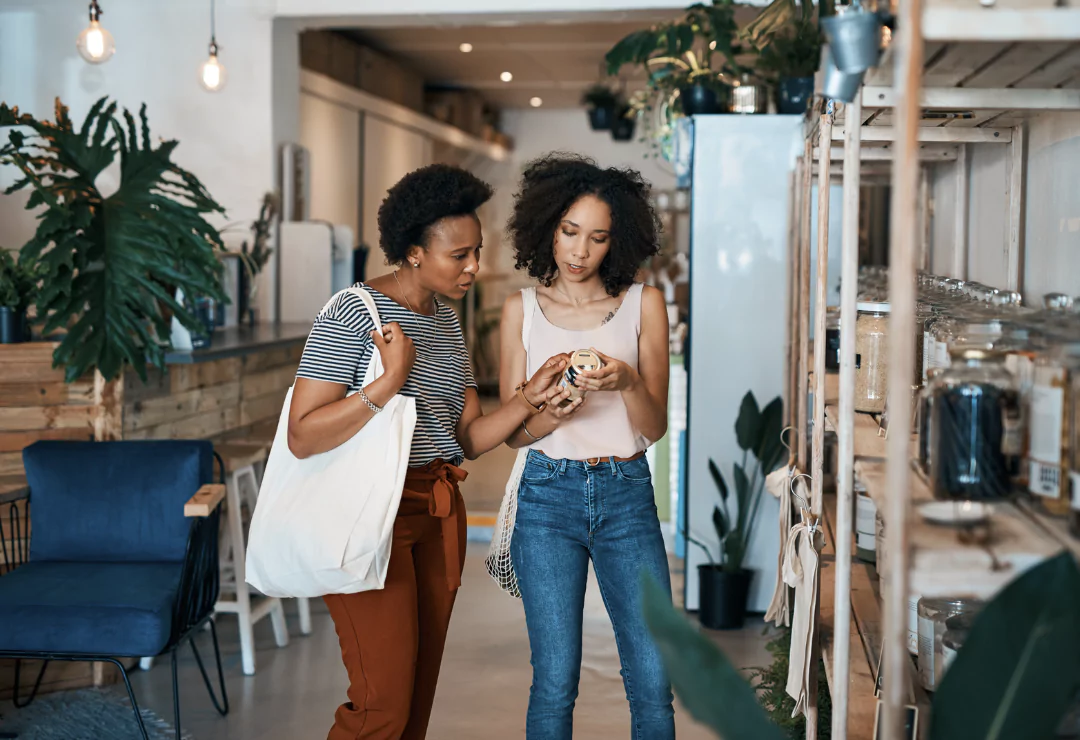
[855,302,890,413]
[918,597,983,691]
[929,347,1022,501]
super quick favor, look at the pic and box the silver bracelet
[522,419,543,441]
[359,387,383,414]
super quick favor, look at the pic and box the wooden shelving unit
[790,4,1080,739]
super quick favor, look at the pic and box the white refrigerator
[683,115,804,613]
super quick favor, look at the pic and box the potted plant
[687,391,785,629]
[611,105,637,142]
[233,192,278,327]
[0,248,43,344]
[0,98,228,382]
[756,16,823,115]
[605,1,752,117]
[581,84,621,131]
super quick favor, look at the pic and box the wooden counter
[0,322,308,476]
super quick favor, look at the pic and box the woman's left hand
[575,348,640,393]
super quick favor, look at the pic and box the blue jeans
[510,450,676,740]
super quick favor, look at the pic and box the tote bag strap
[317,285,386,383]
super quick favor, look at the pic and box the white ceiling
[339,7,762,109]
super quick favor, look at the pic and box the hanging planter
[611,109,637,141]
[822,46,864,104]
[821,3,883,75]
[581,84,620,131]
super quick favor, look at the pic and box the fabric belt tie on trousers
[406,461,468,592]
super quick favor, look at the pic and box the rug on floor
[0,688,191,740]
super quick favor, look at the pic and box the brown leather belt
[539,450,646,466]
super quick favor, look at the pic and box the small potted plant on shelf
[234,192,278,327]
[0,248,43,344]
[756,16,823,114]
[687,390,784,630]
[611,104,637,142]
[605,0,753,117]
[581,84,621,131]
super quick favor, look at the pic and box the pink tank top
[524,283,649,460]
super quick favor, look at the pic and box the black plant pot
[237,268,254,327]
[777,76,815,115]
[611,116,636,142]
[679,82,729,116]
[0,306,27,344]
[698,565,752,630]
[587,106,616,131]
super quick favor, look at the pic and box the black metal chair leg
[189,618,229,716]
[171,649,182,740]
[109,658,150,740]
[11,659,48,709]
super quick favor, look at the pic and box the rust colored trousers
[323,461,468,740]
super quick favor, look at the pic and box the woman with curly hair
[500,153,675,739]
[287,163,571,740]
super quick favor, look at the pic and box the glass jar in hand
[929,346,1022,501]
[556,349,604,408]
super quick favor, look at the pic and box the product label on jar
[1071,472,1080,512]
[1001,401,1023,457]
[908,596,920,655]
[1005,353,1035,395]
[856,532,876,551]
[1029,379,1065,498]
[918,614,937,691]
[934,339,950,369]
[942,644,958,672]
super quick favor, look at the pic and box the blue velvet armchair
[0,440,230,740]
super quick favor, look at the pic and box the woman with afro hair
[500,153,675,739]
[288,163,572,740]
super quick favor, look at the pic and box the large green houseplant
[687,391,785,629]
[745,0,823,115]
[643,545,1080,738]
[0,97,227,382]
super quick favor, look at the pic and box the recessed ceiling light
[530,97,543,107]
[500,71,513,82]
[459,43,473,53]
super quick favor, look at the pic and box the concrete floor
[123,547,772,740]
[10,432,774,739]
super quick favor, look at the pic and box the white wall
[0,0,283,310]
[929,112,1080,303]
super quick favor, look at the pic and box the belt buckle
[586,456,601,466]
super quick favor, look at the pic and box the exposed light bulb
[709,40,717,50]
[199,43,227,92]
[76,2,116,65]
[500,71,513,82]
[530,97,543,108]
[459,42,473,53]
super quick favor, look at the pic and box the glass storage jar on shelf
[1071,351,1080,537]
[855,302,890,413]
[940,612,974,676]
[915,303,936,386]
[917,597,983,692]
[1028,343,1080,517]
[929,346,1023,501]
[918,367,945,475]
[855,478,876,563]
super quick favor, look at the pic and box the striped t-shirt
[295,284,476,466]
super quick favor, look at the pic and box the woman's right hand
[372,322,415,387]
[537,384,585,426]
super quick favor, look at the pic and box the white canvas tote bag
[245,286,417,598]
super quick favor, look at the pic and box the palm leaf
[735,391,763,452]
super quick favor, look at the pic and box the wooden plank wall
[0,343,96,477]
[122,344,300,441]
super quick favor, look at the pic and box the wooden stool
[212,442,291,675]
[215,429,313,638]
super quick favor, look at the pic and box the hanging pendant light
[198,0,227,92]
[76,0,116,65]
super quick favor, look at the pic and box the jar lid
[857,301,891,313]
[948,345,1003,360]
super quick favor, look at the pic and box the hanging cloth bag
[245,286,417,598]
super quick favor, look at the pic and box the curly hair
[377,164,494,265]
[507,153,661,297]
